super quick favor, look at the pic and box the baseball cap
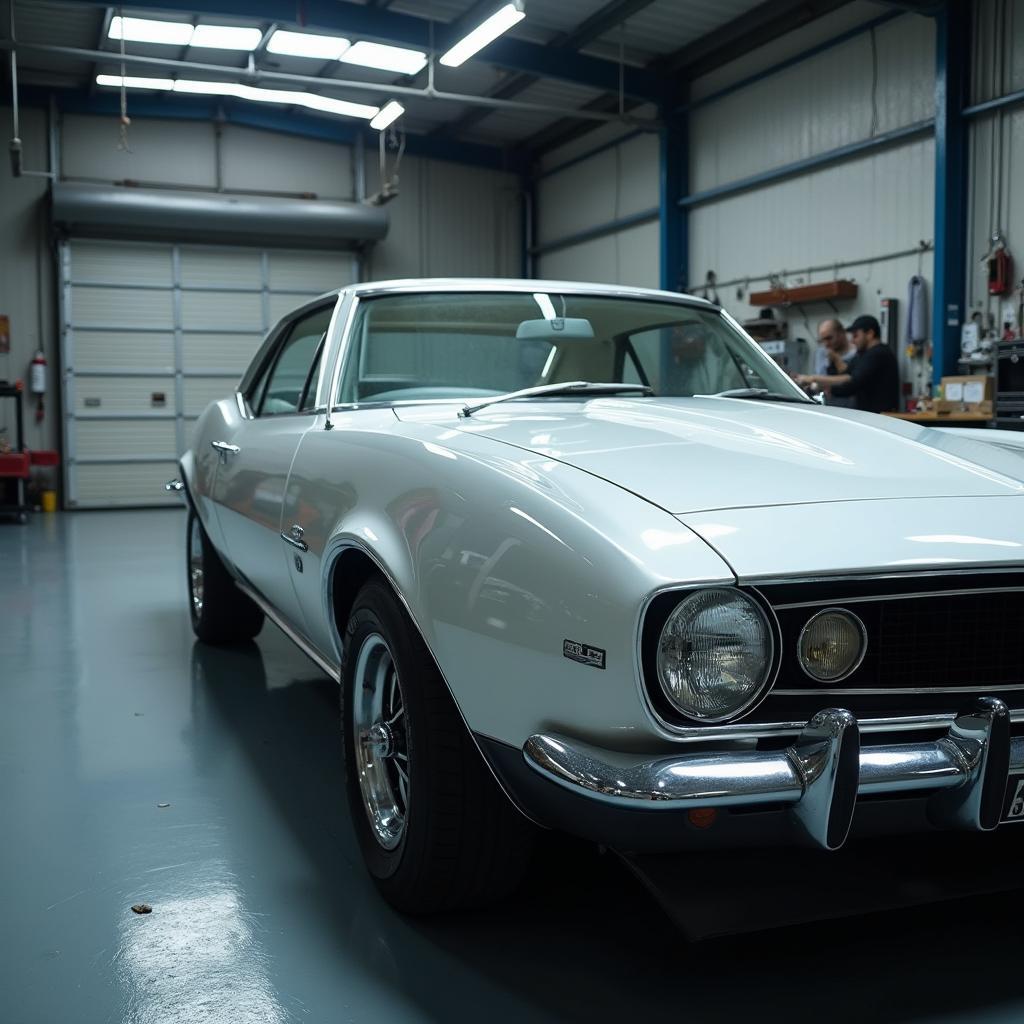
[847,314,881,336]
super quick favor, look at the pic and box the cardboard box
[940,375,993,406]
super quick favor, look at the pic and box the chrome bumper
[522,698,1017,851]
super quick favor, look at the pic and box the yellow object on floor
[41,490,57,513]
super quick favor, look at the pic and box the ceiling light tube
[440,2,525,68]
[340,40,427,75]
[96,74,175,90]
[370,100,404,130]
[108,16,194,46]
[189,25,263,51]
[266,29,350,59]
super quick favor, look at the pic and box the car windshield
[335,290,803,406]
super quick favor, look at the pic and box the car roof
[309,278,716,308]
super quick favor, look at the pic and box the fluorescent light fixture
[190,24,264,50]
[96,74,175,90]
[440,2,525,67]
[340,40,427,75]
[533,293,557,319]
[100,75,379,120]
[266,29,350,59]
[108,15,194,46]
[370,100,404,130]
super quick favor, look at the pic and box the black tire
[187,509,264,645]
[340,579,536,914]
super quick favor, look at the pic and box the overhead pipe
[0,40,662,130]
[6,4,55,179]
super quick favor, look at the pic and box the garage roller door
[59,239,357,508]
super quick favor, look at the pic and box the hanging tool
[984,233,1013,296]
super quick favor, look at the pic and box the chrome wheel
[352,633,409,851]
[188,514,204,618]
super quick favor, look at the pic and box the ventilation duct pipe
[52,181,388,249]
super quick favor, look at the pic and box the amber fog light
[798,608,866,682]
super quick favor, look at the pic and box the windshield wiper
[459,381,653,418]
[699,387,811,404]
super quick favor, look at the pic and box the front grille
[639,572,1024,731]
[751,572,1024,725]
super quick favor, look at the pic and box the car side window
[256,306,333,417]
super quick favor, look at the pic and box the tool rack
[0,383,30,523]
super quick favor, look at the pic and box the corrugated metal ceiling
[10,0,771,150]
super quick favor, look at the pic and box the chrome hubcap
[188,516,204,618]
[353,634,408,851]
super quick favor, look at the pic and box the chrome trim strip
[774,583,1024,610]
[235,581,338,680]
[523,699,1019,850]
[773,683,1024,696]
[752,566,1024,592]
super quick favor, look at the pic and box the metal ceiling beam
[652,0,850,82]
[66,0,663,100]
[519,0,853,161]
[431,0,658,140]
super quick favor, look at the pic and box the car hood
[395,397,1024,514]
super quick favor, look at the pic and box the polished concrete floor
[3,508,1024,1023]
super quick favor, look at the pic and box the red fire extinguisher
[988,236,1013,296]
[30,349,46,423]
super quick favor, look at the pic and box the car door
[210,300,336,629]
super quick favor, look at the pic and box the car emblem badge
[563,639,606,670]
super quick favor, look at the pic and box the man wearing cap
[796,314,899,413]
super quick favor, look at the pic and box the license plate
[1002,774,1024,823]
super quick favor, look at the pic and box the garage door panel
[180,290,264,331]
[183,377,237,417]
[74,376,175,414]
[62,239,347,508]
[75,419,178,459]
[73,331,175,372]
[180,247,263,288]
[268,291,323,324]
[71,241,172,286]
[71,286,174,329]
[269,251,355,292]
[182,333,262,374]
[74,462,180,507]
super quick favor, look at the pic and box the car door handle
[211,440,241,454]
[281,525,308,552]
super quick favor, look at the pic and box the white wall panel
[537,133,658,245]
[690,14,934,192]
[62,116,217,188]
[368,155,522,280]
[537,220,659,289]
[220,125,353,200]
[689,138,935,384]
[268,252,356,292]
[179,247,262,288]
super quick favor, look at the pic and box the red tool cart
[0,383,30,523]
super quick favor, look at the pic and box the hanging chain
[117,6,131,151]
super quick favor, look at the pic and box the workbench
[883,411,993,425]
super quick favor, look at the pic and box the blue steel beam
[677,119,934,210]
[80,0,663,100]
[931,0,970,385]
[659,102,686,292]
[18,86,526,173]
[530,207,659,257]
[963,87,1024,119]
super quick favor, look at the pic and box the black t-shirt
[830,343,900,413]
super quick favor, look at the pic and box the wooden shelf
[750,280,858,306]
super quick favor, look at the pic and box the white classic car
[175,279,1024,915]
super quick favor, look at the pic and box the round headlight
[798,608,867,682]
[656,588,773,723]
